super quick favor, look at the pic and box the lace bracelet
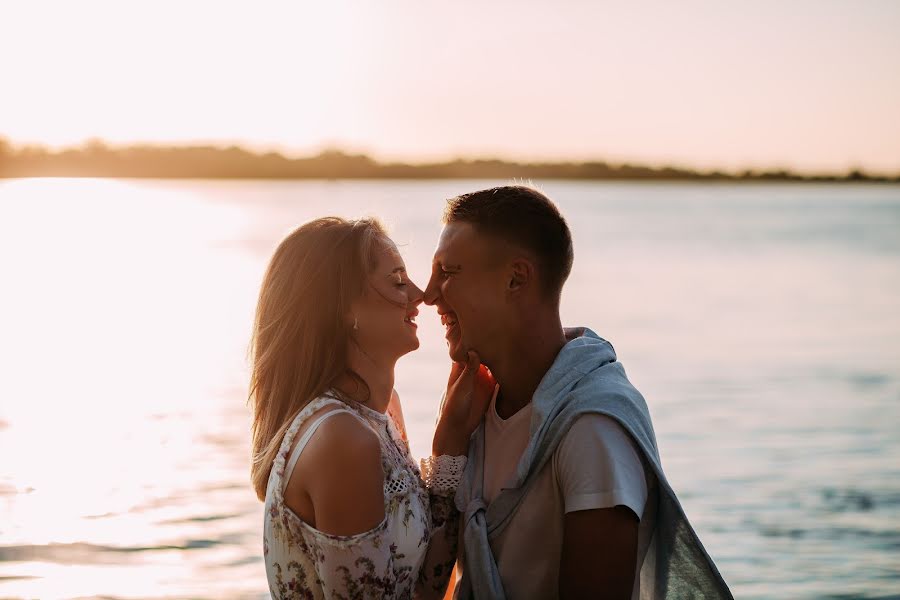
[420,454,467,496]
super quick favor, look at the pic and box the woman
[248,217,492,599]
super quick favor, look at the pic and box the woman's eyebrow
[389,266,407,275]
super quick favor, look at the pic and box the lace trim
[419,455,467,496]
[384,467,412,499]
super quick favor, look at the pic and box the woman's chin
[399,332,420,355]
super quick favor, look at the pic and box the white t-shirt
[481,387,658,600]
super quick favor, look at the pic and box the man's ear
[508,258,534,293]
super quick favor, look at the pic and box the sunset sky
[1,0,899,173]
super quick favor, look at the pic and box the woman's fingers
[470,365,496,417]
[463,351,480,377]
[447,349,480,385]
[447,358,465,386]
[475,364,495,392]
[442,352,477,419]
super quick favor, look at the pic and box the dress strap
[282,408,366,494]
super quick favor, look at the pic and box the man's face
[424,222,508,363]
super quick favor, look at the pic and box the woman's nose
[408,280,424,306]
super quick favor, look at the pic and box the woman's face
[351,241,424,362]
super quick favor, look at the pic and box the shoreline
[1,144,896,183]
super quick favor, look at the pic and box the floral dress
[263,393,464,599]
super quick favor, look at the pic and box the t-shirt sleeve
[555,413,649,519]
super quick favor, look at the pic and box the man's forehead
[433,221,530,269]
[434,221,478,257]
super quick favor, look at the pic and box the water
[1,179,898,599]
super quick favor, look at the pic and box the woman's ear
[346,295,366,332]
[346,304,360,332]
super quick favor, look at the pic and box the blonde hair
[248,216,388,500]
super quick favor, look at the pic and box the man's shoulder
[560,412,629,446]
[553,412,643,473]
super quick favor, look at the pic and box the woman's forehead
[375,239,404,269]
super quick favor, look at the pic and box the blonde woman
[249,217,492,599]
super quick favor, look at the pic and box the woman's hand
[432,351,496,456]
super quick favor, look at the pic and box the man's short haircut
[442,185,574,301]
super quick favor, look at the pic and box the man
[423,186,731,599]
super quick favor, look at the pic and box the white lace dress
[263,393,465,599]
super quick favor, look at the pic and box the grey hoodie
[453,327,733,599]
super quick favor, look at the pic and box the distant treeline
[1,139,897,182]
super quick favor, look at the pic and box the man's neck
[490,314,567,420]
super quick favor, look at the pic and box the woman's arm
[387,389,464,598]
[415,454,466,599]
[432,352,496,456]
[301,413,385,534]
[284,413,400,597]
[415,352,496,599]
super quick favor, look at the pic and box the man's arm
[559,506,639,600]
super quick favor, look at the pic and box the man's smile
[440,311,460,341]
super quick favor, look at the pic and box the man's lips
[441,312,460,340]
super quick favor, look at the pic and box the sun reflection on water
[1,179,898,599]
[1,178,265,598]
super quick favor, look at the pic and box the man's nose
[423,275,440,306]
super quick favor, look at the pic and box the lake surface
[1,179,898,599]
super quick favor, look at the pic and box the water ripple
[0,540,224,564]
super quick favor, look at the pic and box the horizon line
[1,137,898,181]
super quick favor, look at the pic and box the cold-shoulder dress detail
[263,394,464,599]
